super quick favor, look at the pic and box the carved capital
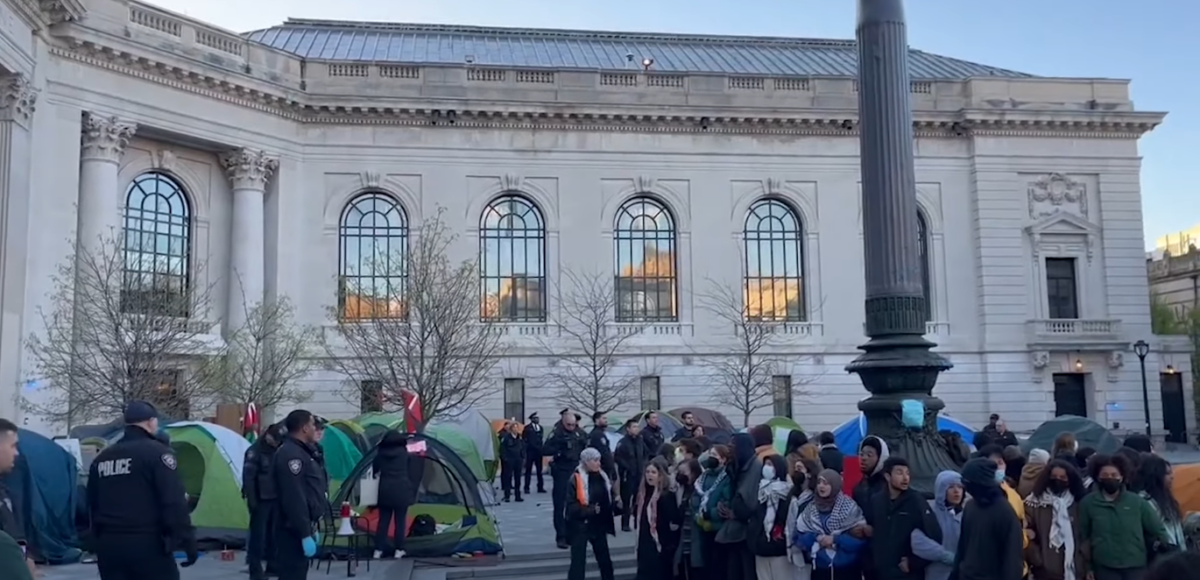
[0,74,37,127]
[80,112,136,163]
[220,148,278,190]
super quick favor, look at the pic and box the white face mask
[994,470,1006,484]
[762,464,776,481]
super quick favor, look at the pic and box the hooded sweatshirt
[912,471,963,580]
[716,433,763,545]
[951,459,1025,580]
[852,435,890,510]
[1017,449,1050,498]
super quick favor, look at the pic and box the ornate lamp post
[1133,339,1152,437]
[846,0,959,496]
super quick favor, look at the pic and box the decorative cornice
[220,148,278,191]
[10,0,85,30]
[48,40,1165,139]
[80,112,136,163]
[0,74,37,127]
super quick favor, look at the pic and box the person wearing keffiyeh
[635,457,680,580]
[1023,459,1086,580]
[796,469,867,580]
[748,455,795,580]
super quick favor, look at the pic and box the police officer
[243,422,284,580]
[272,410,328,580]
[87,401,197,580]
[542,409,587,549]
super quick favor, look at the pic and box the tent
[320,426,364,495]
[429,412,499,482]
[329,419,371,454]
[0,429,82,564]
[833,413,977,455]
[618,410,684,440]
[424,425,496,505]
[668,407,735,443]
[1021,415,1120,455]
[163,422,251,546]
[355,412,406,446]
[765,416,803,431]
[332,433,502,558]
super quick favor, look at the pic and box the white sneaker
[372,550,382,559]
[394,550,405,559]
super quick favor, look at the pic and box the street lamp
[1133,339,1152,437]
[845,0,958,496]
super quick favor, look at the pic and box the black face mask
[792,472,807,488]
[1098,479,1123,494]
[1049,480,1069,494]
[702,457,720,470]
[675,472,690,486]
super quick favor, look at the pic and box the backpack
[408,514,436,537]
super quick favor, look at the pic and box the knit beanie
[1028,448,1051,466]
[960,458,1001,506]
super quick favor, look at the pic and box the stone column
[78,112,136,252]
[846,0,956,495]
[219,148,277,332]
[0,74,36,420]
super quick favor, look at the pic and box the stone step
[449,565,637,580]
[446,551,636,579]
[498,545,635,563]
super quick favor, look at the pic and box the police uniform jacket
[273,436,327,538]
[86,425,194,546]
[242,437,281,505]
[542,425,587,476]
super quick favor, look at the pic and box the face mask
[1098,479,1123,494]
[994,470,1006,484]
[762,464,776,481]
[1049,480,1069,494]
[792,472,807,487]
[675,472,690,486]
[702,457,720,470]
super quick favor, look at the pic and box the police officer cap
[528,412,538,420]
[123,400,158,424]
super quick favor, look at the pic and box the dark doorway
[1053,373,1088,417]
[1160,372,1188,444]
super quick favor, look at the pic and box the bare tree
[196,294,319,412]
[542,269,639,417]
[24,233,221,428]
[697,278,820,427]
[325,208,507,428]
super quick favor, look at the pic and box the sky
[143,0,1198,249]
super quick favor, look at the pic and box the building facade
[0,0,1190,437]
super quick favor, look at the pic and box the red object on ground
[841,455,862,495]
[400,390,423,432]
[220,550,235,562]
[354,507,414,539]
[340,502,352,519]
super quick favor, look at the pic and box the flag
[400,390,423,432]
[243,403,260,442]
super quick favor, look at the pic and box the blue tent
[832,413,977,455]
[0,429,82,564]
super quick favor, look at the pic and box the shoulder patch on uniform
[162,453,177,470]
[288,458,302,475]
[247,449,255,459]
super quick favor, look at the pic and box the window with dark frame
[743,199,805,321]
[360,380,383,413]
[338,193,408,320]
[917,211,932,322]
[480,196,547,322]
[1045,257,1080,319]
[614,197,678,322]
[772,375,793,418]
[640,376,661,410]
[121,172,192,318]
[503,378,525,421]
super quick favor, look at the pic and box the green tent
[320,425,363,496]
[355,412,405,445]
[429,412,499,482]
[330,419,371,454]
[163,422,251,546]
[424,425,489,484]
[766,416,803,431]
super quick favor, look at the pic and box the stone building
[0,0,1190,436]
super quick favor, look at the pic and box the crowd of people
[513,409,1200,580]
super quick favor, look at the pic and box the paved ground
[488,480,635,556]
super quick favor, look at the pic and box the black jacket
[543,425,588,475]
[642,425,665,457]
[373,436,415,510]
[500,431,525,463]
[853,471,887,511]
[614,434,649,482]
[521,422,545,452]
[273,436,327,539]
[86,426,194,550]
[992,431,1019,449]
[566,471,616,537]
[671,426,693,442]
[865,488,941,580]
[243,436,282,505]
[748,495,793,557]
[949,491,1024,580]
[588,427,617,479]
[818,444,845,475]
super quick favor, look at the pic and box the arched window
[918,210,932,322]
[122,172,192,317]
[338,193,408,319]
[479,195,546,322]
[744,199,804,321]
[614,197,677,322]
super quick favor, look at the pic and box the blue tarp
[0,429,82,564]
[832,413,977,455]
